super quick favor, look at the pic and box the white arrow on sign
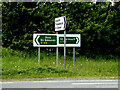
[35,35,40,45]
[76,37,79,44]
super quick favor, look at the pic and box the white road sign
[55,16,66,31]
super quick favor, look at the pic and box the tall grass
[2,48,118,79]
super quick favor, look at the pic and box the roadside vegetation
[2,48,118,79]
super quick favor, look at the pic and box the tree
[2,2,120,56]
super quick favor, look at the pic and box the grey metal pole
[34,31,40,66]
[64,30,66,69]
[56,32,58,67]
[73,47,75,67]
[38,47,40,66]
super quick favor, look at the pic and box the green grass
[2,48,118,79]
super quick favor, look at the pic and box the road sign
[34,34,57,47]
[55,16,66,31]
[33,34,81,47]
[59,37,79,44]
[58,34,80,47]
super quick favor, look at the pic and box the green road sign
[59,37,79,44]
[33,34,81,47]
[35,35,57,45]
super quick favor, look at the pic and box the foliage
[2,2,120,56]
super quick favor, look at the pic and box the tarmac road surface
[1,80,119,88]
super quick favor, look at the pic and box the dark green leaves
[2,2,120,56]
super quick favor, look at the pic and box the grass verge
[2,48,118,79]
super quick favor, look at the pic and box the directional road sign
[55,16,66,31]
[33,34,81,47]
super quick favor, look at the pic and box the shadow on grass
[2,66,70,77]
[34,66,69,73]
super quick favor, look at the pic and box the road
[1,80,118,88]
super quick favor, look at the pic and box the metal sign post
[64,30,66,69]
[73,47,75,67]
[33,31,41,66]
[55,16,67,69]
[38,47,40,66]
[56,32,58,67]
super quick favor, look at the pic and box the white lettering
[45,36,51,39]
[45,39,56,41]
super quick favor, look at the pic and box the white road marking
[2,82,14,84]
[31,80,118,82]
[72,83,118,85]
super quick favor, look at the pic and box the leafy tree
[2,2,120,57]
